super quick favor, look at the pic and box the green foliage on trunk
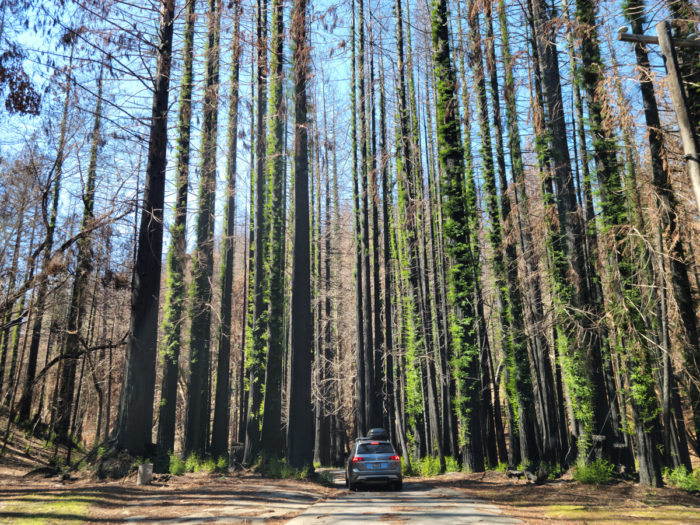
[157,0,197,454]
[260,0,285,456]
[184,0,221,457]
[244,0,271,466]
[211,0,242,458]
[576,0,662,485]
[430,0,483,472]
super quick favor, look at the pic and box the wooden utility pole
[619,22,700,217]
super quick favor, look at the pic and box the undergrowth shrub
[401,459,418,477]
[492,462,507,473]
[445,456,460,472]
[130,456,146,473]
[296,464,313,480]
[169,454,186,476]
[257,455,312,480]
[540,461,559,480]
[184,453,199,473]
[281,462,297,478]
[178,453,220,474]
[417,455,441,477]
[316,470,335,487]
[572,458,614,485]
[664,466,700,492]
[259,455,283,478]
[402,456,460,476]
[198,458,217,474]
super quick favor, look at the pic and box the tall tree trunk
[238,208,251,445]
[494,0,549,466]
[468,0,527,468]
[260,0,285,457]
[624,0,695,471]
[393,0,433,463]
[0,202,26,400]
[3,226,35,409]
[405,5,444,465]
[311,122,321,463]
[576,0,662,485]
[330,113,344,465]
[389,2,408,460]
[54,66,103,442]
[156,0,196,454]
[378,58,397,452]
[184,0,221,457]
[18,41,74,424]
[524,6,572,462]
[530,0,613,460]
[351,0,366,436]
[430,0,484,472]
[311,116,329,465]
[113,0,176,456]
[287,0,313,469]
[455,1,491,465]
[368,26,384,432]
[665,0,699,138]
[570,0,629,467]
[244,0,269,465]
[240,47,256,446]
[423,69,454,460]
[357,0,376,431]
[320,93,333,466]
[211,0,242,459]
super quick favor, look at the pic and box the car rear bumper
[349,471,402,484]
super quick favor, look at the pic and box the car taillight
[390,455,400,461]
[351,456,363,462]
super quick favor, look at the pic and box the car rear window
[357,443,395,454]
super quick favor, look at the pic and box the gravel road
[285,471,520,524]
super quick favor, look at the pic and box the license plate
[370,463,388,469]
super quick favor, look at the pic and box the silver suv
[345,438,402,491]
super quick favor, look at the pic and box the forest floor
[1,420,700,523]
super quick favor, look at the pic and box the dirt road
[0,469,519,524]
[3,423,700,524]
[5,466,700,523]
[286,470,520,524]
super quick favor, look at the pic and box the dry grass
[424,471,700,523]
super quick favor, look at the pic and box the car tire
[393,480,403,491]
[348,481,357,491]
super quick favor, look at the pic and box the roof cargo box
[367,428,389,441]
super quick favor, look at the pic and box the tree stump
[137,463,153,485]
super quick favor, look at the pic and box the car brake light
[390,455,400,461]
[370,441,379,445]
[351,456,363,462]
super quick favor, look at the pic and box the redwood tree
[114,0,177,457]
[287,0,313,470]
